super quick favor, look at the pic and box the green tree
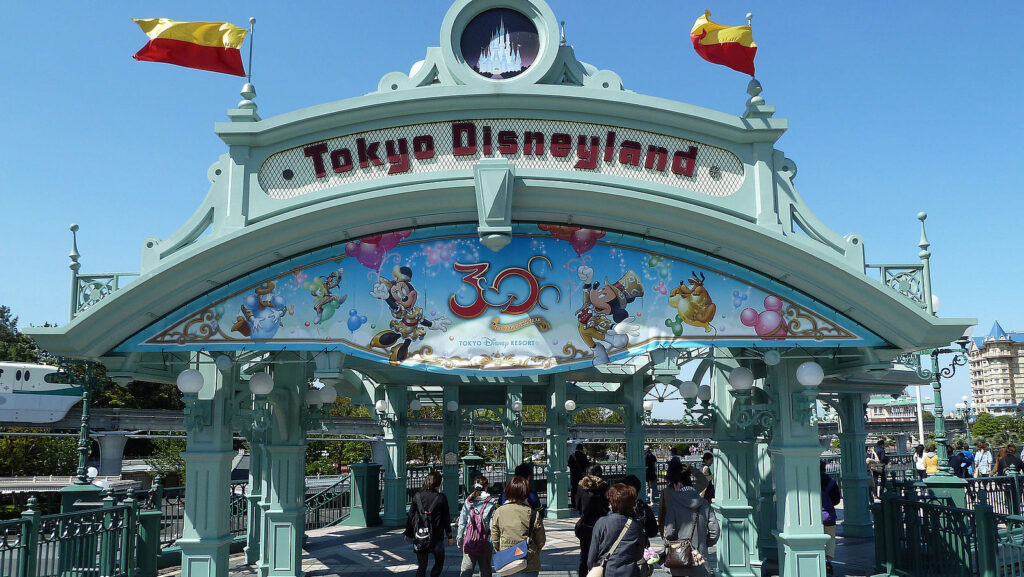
[0,306,45,363]
[145,438,187,483]
[0,431,77,476]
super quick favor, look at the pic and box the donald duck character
[576,266,644,364]
[369,265,451,365]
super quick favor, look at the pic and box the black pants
[416,540,445,577]
[575,524,593,577]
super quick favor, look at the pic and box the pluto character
[310,268,347,324]
[668,271,717,333]
[369,265,451,365]
[576,265,644,364]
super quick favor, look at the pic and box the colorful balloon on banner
[740,295,788,339]
[347,309,368,332]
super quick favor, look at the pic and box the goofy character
[576,266,644,364]
[311,268,346,324]
[369,265,450,365]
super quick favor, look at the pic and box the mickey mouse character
[576,266,644,364]
[369,265,451,365]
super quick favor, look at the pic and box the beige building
[969,321,1024,415]
[866,393,931,423]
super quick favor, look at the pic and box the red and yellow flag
[690,11,756,76]
[133,18,247,77]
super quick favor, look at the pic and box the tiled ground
[163,512,876,577]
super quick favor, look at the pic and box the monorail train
[0,362,82,423]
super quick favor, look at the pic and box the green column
[545,375,570,518]
[503,386,524,481]
[922,352,967,507]
[179,360,235,577]
[836,393,873,537]
[60,361,101,512]
[711,353,758,577]
[442,387,461,519]
[623,373,647,494]
[755,440,778,567]
[244,443,263,564]
[381,384,409,527]
[768,358,829,577]
[255,359,306,577]
[345,461,382,527]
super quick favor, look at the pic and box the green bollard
[19,496,40,577]
[975,490,998,577]
[99,490,116,577]
[122,488,138,577]
[136,507,162,577]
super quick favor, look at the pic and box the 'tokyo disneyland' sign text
[258,118,744,200]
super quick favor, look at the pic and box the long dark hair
[914,445,924,457]
[586,463,603,478]
[422,471,442,492]
[468,475,489,501]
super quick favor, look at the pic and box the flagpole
[247,17,255,82]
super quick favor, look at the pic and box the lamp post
[58,359,103,512]
[954,395,976,446]
[897,337,970,473]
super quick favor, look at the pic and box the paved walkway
[162,516,876,577]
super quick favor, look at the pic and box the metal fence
[304,475,351,530]
[0,517,30,577]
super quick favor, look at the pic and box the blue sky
[2,1,1021,412]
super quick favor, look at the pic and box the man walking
[644,446,658,500]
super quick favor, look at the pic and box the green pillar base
[713,503,757,577]
[382,475,408,527]
[923,472,968,508]
[178,534,234,577]
[546,470,571,518]
[774,531,830,577]
[59,482,102,512]
[344,462,381,527]
[257,510,305,577]
[839,519,874,538]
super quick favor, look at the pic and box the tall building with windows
[865,393,932,423]
[969,321,1024,415]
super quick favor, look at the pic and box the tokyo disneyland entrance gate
[29,2,972,577]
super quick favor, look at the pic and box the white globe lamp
[409,398,422,411]
[696,384,712,402]
[678,380,699,400]
[763,350,782,366]
[374,399,388,414]
[318,385,338,405]
[796,361,824,389]
[728,367,755,391]
[642,400,655,412]
[564,400,577,412]
[214,354,232,372]
[306,388,322,407]
[446,400,459,412]
[249,372,275,396]
[932,294,941,314]
[176,369,204,394]
[86,466,99,479]
[511,400,523,413]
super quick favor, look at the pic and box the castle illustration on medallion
[460,8,539,79]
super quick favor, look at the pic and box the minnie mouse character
[369,265,451,365]
[576,265,644,364]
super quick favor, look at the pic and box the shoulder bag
[664,509,702,569]
[493,507,538,576]
[586,519,632,577]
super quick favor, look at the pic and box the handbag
[493,507,537,576]
[664,510,701,569]
[586,519,632,577]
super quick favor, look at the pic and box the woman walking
[586,483,647,577]
[491,476,545,577]
[923,443,939,476]
[574,464,609,577]
[457,476,496,577]
[405,472,453,577]
[663,470,720,577]
[913,445,927,480]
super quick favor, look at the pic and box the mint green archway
[29,2,972,577]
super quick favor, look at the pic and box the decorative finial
[26,495,38,510]
[917,212,930,256]
[746,13,753,27]
[69,224,81,272]
[238,83,257,110]
[743,78,774,119]
[560,21,566,46]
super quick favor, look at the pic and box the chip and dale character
[576,265,644,364]
[669,271,717,333]
[369,265,451,365]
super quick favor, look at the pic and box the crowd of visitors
[405,448,721,577]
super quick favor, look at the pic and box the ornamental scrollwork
[783,303,854,340]
[76,277,116,314]
[882,267,925,306]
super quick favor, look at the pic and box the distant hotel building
[866,393,932,423]
[969,321,1024,415]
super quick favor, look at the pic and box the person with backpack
[666,448,683,482]
[820,461,842,576]
[491,476,545,577]
[499,463,543,512]
[457,476,497,577]
[586,483,647,577]
[575,464,610,577]
[405,472,453,577]
[621,475,658,541]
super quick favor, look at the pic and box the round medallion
[460,8,539,80]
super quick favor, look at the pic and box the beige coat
[490,503,545,572]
